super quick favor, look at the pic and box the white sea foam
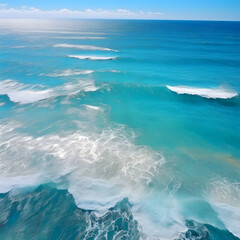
[0,121,164,210]
[0,111,192,239]
[0,119,189,239]
[0,102,5,106]
[208,179,240,238]
[41,69,121,77]
[166,85,238,99]
[84,105,101,111]
[0,80,54,104]
[0,174,41,193]
[132,196,187,240]
[0,79,98,104]
[68,55,116,61]
[54,44,118,52]
[42,69,94,77]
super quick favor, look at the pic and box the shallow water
[0,19,239,240]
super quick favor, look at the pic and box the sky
[0,0,240,21]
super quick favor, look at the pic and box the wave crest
[167,85,238,99]
[0,121,164,212]
[0,79,98,104]
[208,179,240,238]
[68,55,116,60]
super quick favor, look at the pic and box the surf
[166,85,238,99]
[0,79,99,104]
[68,55,116,60]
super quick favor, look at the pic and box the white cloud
[0,3,7,8]
[0,5,164,19]
[0,4,163,19]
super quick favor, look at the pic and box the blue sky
[0,0,240,20]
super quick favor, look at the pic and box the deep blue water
[0,19,239,240]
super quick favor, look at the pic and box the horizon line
[0,17,240,22]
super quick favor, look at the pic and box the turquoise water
[0,19,239,240]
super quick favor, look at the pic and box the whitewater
[0,19,239,240]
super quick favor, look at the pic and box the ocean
[0,19,239,240]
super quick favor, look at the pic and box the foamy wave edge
[0,79,99,104]
[68,55,116,61]
[167,85,238,99]
[208,179,240,238]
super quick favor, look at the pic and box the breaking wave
[68,55,116,61]
[0,79,99,104]
[207,179,240,239]
[0,119,164,209]
[176,220,239,240]
[166,85,238,99]
[0,186,141,240]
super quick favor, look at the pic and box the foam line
[42,69,94,77]
[167,85,238,99]
[68,55,116,60]
[0,79,98,104]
